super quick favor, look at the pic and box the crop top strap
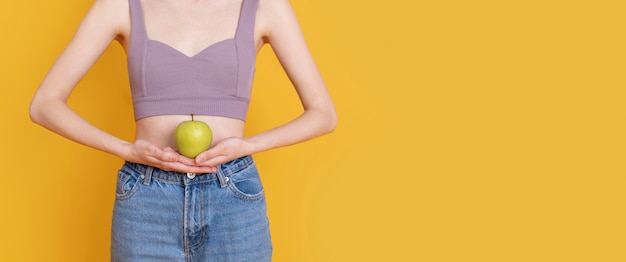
[128,0,148,49]
[235,0,259,43]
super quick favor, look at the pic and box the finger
[195,145,224,164]
[162,146,207,166]
[160,161,215,174]
[176,155,198,166]
[154,147,197,165]
[204,166,218,173]
[153,148,178,162]
[200,155,230,167]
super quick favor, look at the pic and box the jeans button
[186,172,196,179]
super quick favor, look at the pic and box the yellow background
[1,0,625,261]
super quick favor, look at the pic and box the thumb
[195,145,221,164]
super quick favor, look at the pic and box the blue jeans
[111,156,272,261]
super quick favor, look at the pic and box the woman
[29,0,337,260]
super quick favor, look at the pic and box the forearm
[29,97,131,158]
[244,107,337,155]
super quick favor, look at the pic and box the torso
[117,0,267,151]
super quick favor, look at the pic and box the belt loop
[216,167,228,188]
[143,166,154,186]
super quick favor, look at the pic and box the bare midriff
[135,114,245,151]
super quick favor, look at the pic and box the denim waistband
[124,155,254,184]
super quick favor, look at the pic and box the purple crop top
[127,0,258,121]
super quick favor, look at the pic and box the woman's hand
[124,139,217,174]
[194,137,253,167]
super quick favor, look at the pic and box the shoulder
[257,0,294,20]
[84,0,129,31]
[256,0,299,39]
[90,0,129,17]
[88,0,131,39]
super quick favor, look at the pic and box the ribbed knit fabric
[127,0,258,121]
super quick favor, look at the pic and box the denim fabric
[111,156,272,262]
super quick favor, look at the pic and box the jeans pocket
[227,164,264,201]
[116,167,141,200]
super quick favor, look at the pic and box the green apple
[175,115,213,158]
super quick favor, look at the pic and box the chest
[141,0,244,57]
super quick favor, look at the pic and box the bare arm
[196,0,337,165]
[29,0,212,173]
